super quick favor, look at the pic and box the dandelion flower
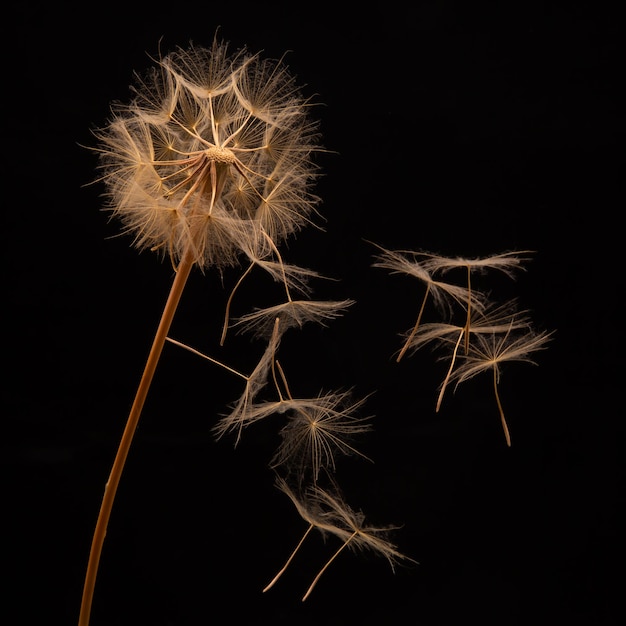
[80,37,328,626]
[92,37,323,270]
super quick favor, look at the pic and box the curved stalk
[220,261,254,346]
[397,284,431,363]
[492,367,511,447]
[463,265,472,354]
[435,328,464,413]
[78,248,195,626]
[263,524,314,593]
[302,531,358,601]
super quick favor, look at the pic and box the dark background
[4,2,623,625]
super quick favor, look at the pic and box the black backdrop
[4,2,623,625]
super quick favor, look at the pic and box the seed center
[205,146,236,163]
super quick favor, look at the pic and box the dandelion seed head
[91,38,323,269]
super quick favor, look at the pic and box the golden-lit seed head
[92,39,323,269]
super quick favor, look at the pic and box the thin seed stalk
[263,524,315,593]
[464,265,472,354]
[397,284,431,362]
[302,531,358,601]
[435,328,464,413]
[492,367,511,447]
[78,248,195,626]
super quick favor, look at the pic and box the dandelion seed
[307,485,414,571]
[233,299,355,338]
[219,225,326,343]
[428,250,533,354]
[212,318,282,443]
[263,478,349,593]
[270,388,374,482]
[264,478,415,598]
[447,323,553,446]
[302,484,415,601]
[404,299,530,355]
[370,243,486,361]
[399,300,532,411]
[239,233,323,295]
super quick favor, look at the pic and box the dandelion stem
[397,284,430,362]
[263,524,314,593]
[302,531,358,601]
[492,367,511,446]
[78,248,195,626]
